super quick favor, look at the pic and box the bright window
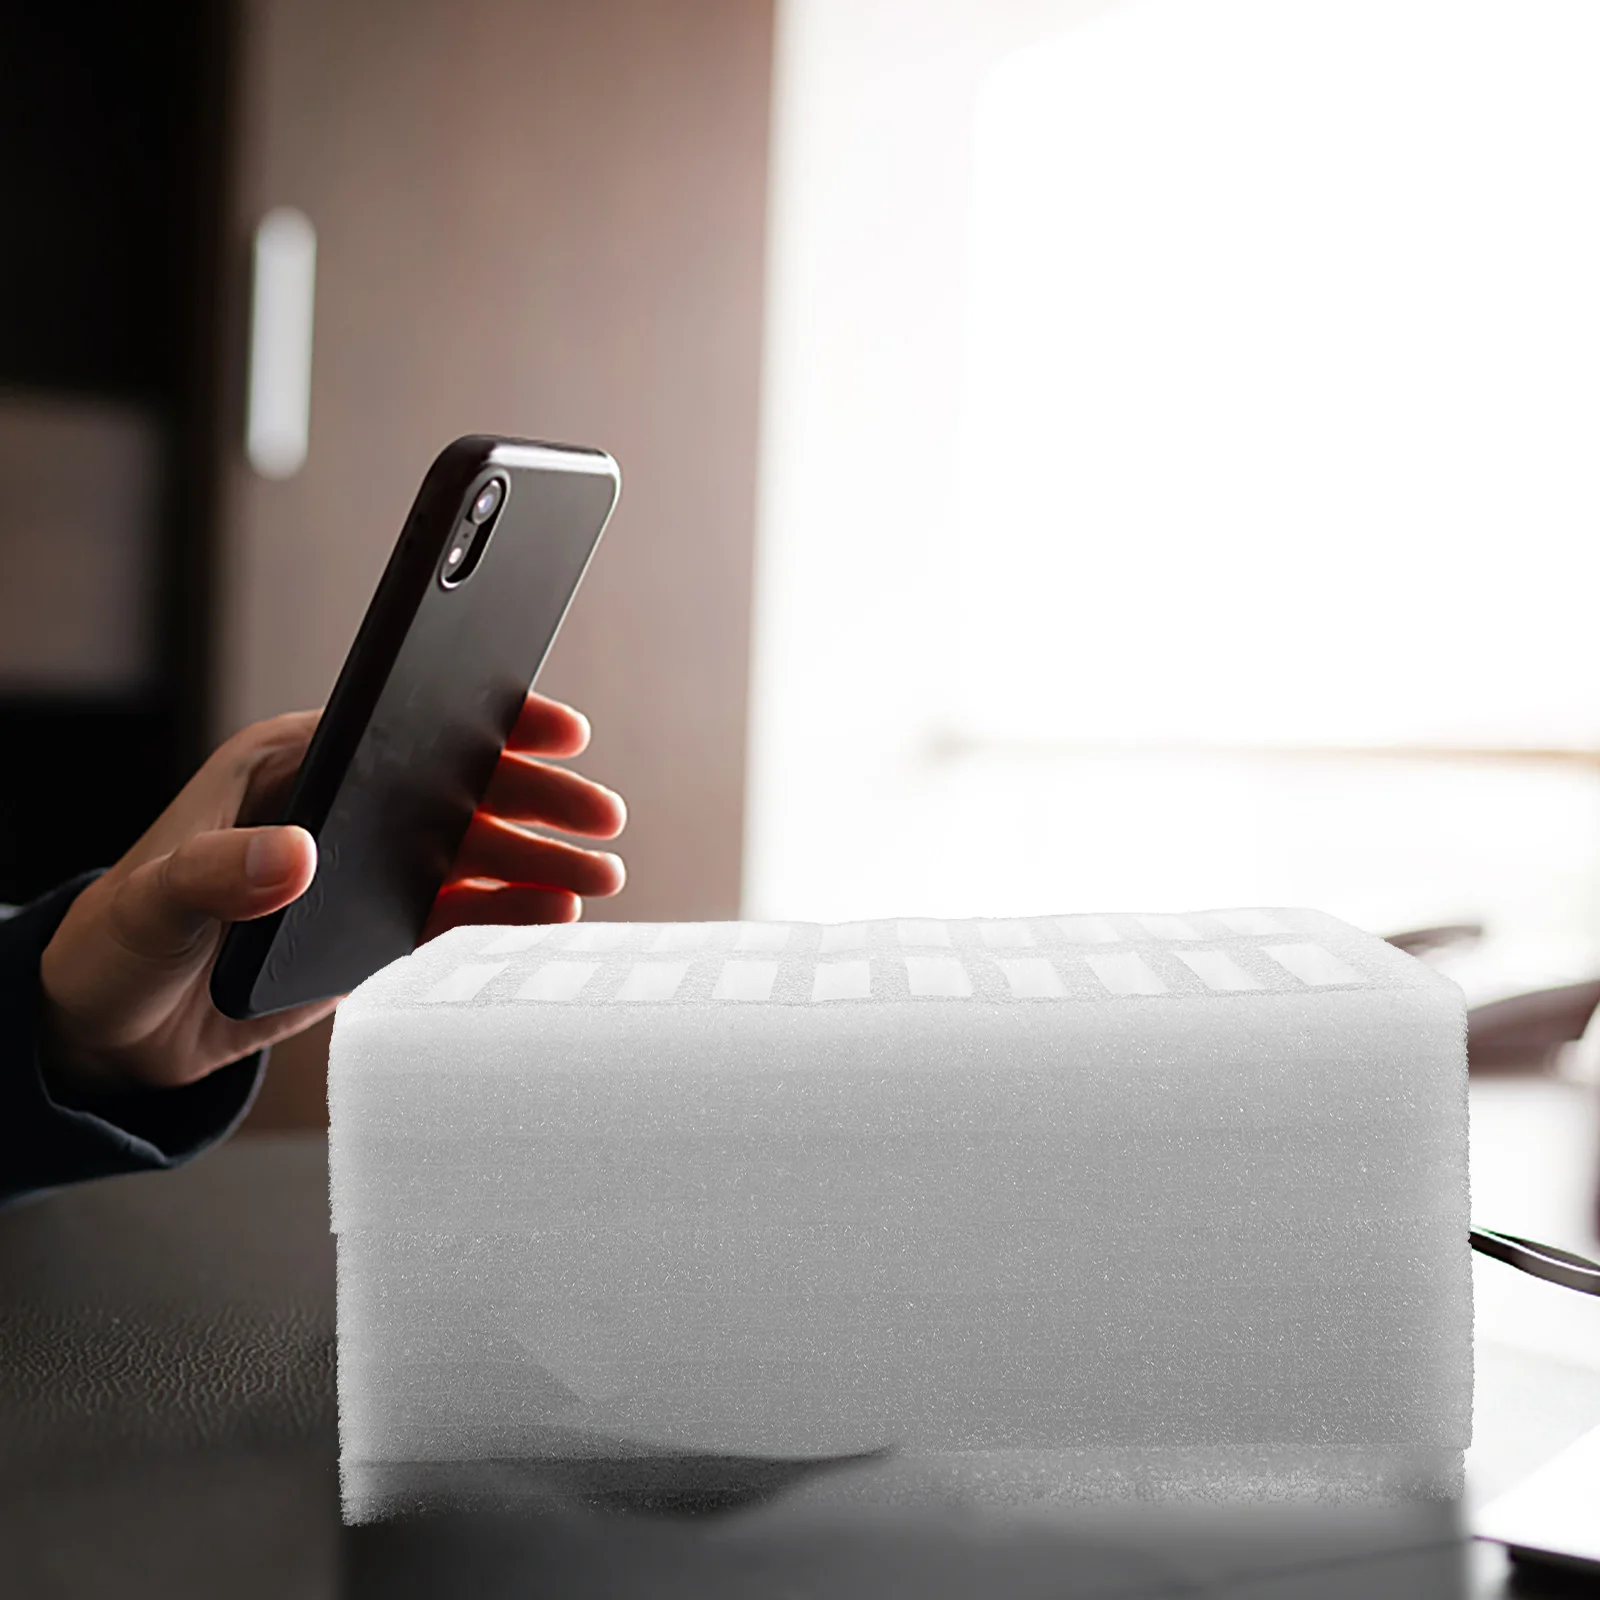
[747,0,1600,999]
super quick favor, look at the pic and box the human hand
[38,692,625,1098]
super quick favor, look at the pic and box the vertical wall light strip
[245,207,317,479]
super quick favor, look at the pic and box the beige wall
[220,0,774,1127]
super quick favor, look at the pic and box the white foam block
[329,909,1471,1520]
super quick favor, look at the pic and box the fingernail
[246,829,299,887]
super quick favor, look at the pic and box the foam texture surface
[329,909,1471,1522]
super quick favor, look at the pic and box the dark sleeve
[0,872,265,1208]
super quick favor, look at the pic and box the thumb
[111,825,318,968]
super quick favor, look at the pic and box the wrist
[36,1000,138,1110]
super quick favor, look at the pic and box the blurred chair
[1384,924,1600,1076]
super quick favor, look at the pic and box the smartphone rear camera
[441,475,509,589]
[469,479,504,524]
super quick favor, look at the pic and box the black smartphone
[209,435,620,1020]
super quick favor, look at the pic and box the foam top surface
[328,904,1468,1225]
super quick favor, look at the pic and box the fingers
[122,709,324,869]
[504,692,592,758]
[421,881,582,943]
[478,751,626,839]
[228,707,322,763]
[226,708,323,827]
[107,826,318,969]
[449,814,625,899]
[438,700,625,943]
[215,993,344,1058]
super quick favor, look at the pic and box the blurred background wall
[0,0,774,1127]
[0,3,226,899]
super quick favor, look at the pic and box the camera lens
[469,479,504,524]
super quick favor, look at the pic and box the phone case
[209,436,619,1019]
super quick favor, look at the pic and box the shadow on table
[343,1446,893,1520]
[344,1465,1465,1600]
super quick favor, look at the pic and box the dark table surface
[1,1136,337,1599]
[0,1134,1586,1599]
